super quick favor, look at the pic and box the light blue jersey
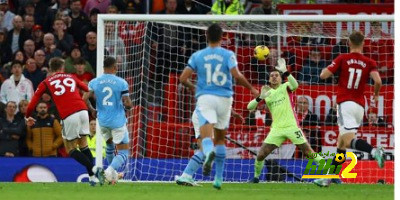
[188,46,237,98]
[88,74,129,129]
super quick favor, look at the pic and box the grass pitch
[0,182,393,200]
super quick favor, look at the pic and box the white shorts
[61,110,90,140]
[337,101,364,135]
[100,125,128,144]
[195,94,233,131]
[192,112,201,139]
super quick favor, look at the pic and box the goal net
[96,15,394,183]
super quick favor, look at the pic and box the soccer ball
[253,45,270,61]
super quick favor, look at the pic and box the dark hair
[207,23,223,43]
[349,31,364,47]
[49,57,65,72]
[73,57,86,66]
[11,60,23,68]
[90,8,100,16]
[104,57,116,69]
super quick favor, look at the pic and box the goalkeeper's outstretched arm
[286,73,299,91]
[247,85,271,111]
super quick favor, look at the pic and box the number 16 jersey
[88,74,129,129]
[26,73,88,120]
[327,52,378,107]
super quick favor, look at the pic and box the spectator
[84,0,111,15]
[33,49,48,73]
[332,30,349,60]
[41,93,59,119]
[177,0,201,14]
[43,0,70,33]
[211,0,244,15]
[26,102,63,157]
[249,0,277,46]
[64,45,93,74]
[105,22,126,72]
[324,102,338,126]
[1,50,26,80]
[0,28,12,66]
[82,31,109,74]
[23,58,46,90]
[42,33,63,63]
[0,60,34,104]
[52,18,74,54]
[72,57,93,84]
[31,24,43,49]
[6,15,31,54]
[299,48,328,84]
[0,0,16,31]
[79,8,98,46]
[68,0,89,44]
[363,108,388,127]
[301,22,330,46]
[296,96,319,126]
[16,99,28,120]
[120,0,145,14]
[87,119,105,157]
[0,101,26,157]
[23,39,35,59]
[23,14,34,34]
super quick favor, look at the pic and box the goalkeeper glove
[259,85,271,99]
[275,58,287,73]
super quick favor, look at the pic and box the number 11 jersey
[327,52,378,107]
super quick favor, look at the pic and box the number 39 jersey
[88,74,129,129]
[26,73,89,119]
[327,52,378,107]
[188,46,237,99]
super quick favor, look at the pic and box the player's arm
[370,71,382,104]
[275,58,298,91]
[82,90,96,117]
[320,68,334,80]
[25,82,46,126]
[231,109,244,124]
[230,67,259,97]
[179,67,196,92]
[321,57,340,80]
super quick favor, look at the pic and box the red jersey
[327,52,378,107]
[26,73,89,119]
[72,72,94,84]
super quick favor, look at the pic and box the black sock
[80,146,94,165]
[351,139,373,154]
[70,149,94,176]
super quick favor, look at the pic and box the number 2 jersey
[88,74,129,129]
[26,73,88,119]
[327,52,378,107]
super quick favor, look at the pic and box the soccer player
[175,110,244,186]
[25,57,103,186]
[314,31,384,187]
[247,58,324,183]
[179,23,259,189]
[83,56,133,184]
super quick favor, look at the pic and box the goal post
[96,14,394,183]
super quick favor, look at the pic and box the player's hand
[232,111,245,124]
[260,85,271,99]
[25,117,36,127]
[275,58,287,73]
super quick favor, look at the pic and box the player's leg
[104,126,129,183]
[196,95,219,176]
[337,102,385,168]
[289,128,324,165]
[62,112,97,186]
[212,128,226,190]
[176,112,204,186]
[249,142,278,183]
[100,126,115,165]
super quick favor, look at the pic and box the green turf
[0,182,393,200]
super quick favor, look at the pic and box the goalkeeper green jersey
[264,82,299,129]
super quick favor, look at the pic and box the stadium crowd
[0,0,393,157]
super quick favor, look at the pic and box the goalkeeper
[248,58,323,183]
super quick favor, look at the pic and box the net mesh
[101,18,394,183]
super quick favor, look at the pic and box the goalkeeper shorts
[264,127,307,147]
